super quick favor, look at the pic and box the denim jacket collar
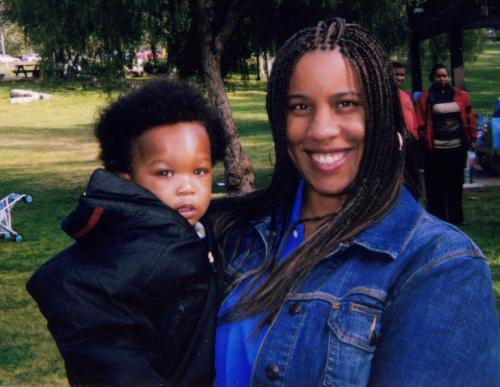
[352,188,424,260]
[252,187,423,261]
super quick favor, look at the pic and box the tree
[192,0,255,193]
[419,29,488,67]
[2,0,416,192]
[0,3,27,55]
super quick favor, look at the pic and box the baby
[27,80,226,386]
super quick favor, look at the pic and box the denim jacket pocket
[324,301,382,386]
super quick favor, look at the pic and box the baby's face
[126,122,213,226]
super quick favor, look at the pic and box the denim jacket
[219,188,500,386]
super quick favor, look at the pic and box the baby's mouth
[177,204,196,218]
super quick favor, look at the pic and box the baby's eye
[156,170,173,177]
[194,168,210,176]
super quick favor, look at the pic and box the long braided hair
[211,18,405,326]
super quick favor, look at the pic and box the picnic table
[14,62,40,78]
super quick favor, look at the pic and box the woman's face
[286,48,365,215]
[432,68,449,87]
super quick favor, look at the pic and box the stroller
[0,193,32,242]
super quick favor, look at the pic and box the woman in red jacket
[416,64,477,225]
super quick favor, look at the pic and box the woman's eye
[157,170,173,177]
[194,168,210,176]
[287,103,310,112]
[339,100,353,108]
[337,100,359,111]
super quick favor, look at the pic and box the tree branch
[215,0,252,53]
[191,0,213,53]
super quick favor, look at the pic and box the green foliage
[419,29,488,67]
[3,0,416,79]
[2,0,189,79]
[0,19,29,56]
[220,0,414,76]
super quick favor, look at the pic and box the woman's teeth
[311,151,346,164]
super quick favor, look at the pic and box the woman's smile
[308,149,349,172]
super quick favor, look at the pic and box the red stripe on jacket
[73,207,105,239]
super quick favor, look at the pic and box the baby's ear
[116,172,132,181]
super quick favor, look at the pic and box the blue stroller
[0,193,32,242]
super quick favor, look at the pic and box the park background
[1,1,500,385]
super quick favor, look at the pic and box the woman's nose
[308,107,340,141]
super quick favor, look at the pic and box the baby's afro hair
[95,79,226,173]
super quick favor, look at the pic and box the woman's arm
[414,91,428,144]
[461,91,478,145]
[369,255,500,386]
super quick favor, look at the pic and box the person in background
[416,64,477,225]
[392,61,421,198]
[27,80,225,386]
[392,61,417,138]
[211,19,499,386]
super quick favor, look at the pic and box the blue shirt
[216,187,500,386]
[215,181,305,387]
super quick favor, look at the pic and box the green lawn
[1,44,500,385]
[465,43,500,116]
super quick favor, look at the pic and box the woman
[211,19,499,386]
[416,64,477,225]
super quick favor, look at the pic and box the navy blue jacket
[27,169,223,386]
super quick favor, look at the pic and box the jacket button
[265,364,280,380]
[288,302,302,315]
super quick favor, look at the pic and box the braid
[212,18,405,326]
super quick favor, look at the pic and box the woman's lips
[309,150,348,172]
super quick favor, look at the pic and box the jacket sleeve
[399,91,418,140]
[368,255,500,386]
[462,91,478,143]
[414,91,428,144]
[26,244,169,386]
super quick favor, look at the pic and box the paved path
[464,165,500,189]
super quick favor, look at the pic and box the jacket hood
[61,168,193,241]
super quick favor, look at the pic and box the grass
[1,44,500,385]
[462,188,500,315]
[464,43,500,116]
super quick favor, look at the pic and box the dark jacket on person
[26,169,223,386]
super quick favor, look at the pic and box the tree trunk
[0,30,5,55]
[263,51,270,80]
[201,45,255,194]
[193,0,255,194]
[256,51,261,81]
[150,42,157,64]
